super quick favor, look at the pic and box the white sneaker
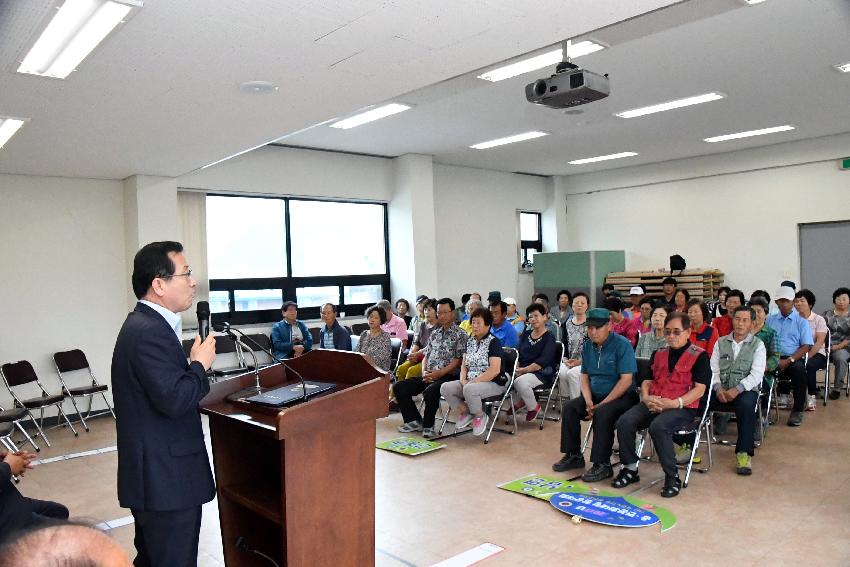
[398,420,422,433]
[455,413,474,430]
[806,394,816,411]
[472,414,490,436]
[777,394,791,408]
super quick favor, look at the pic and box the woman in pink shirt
[794,289,828,412]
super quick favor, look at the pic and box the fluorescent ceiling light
[470,131,548,150]
[568,151,638,165]
[615,92,725,118]
[741,0,766,5]
[17,0,139,79]
[834,62,850,73]
[330,103,412,129]
[703,125,795,143]
[477,41,605,82]
[0,118,27,150]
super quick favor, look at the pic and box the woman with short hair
[636,303,670,359]
[358,305,392,371]
[441,307,504,436]
[794,289,828,411]
[511,304,559,422]
[558,292,589,400]
[687,298,718,355]
[824,287,850,400]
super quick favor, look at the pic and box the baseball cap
[586,307,611,328]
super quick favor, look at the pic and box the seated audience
[628,286,647,321]
[271,301,313,359]
[395,298,412,328]
[558,292,589,400]
[358,305,393,371]
[712,289,744,338]
[636,303,670,359]
[505,297,526,334]
[377,299,409,347]
[532,293,561,338]
[553,290,573,326]
[552,308,638,483]
[687,298,719,355]
[605,296,638,347]
[318,303,352,351]
[661,277,678,310]
[824,287,850,399]
[708,286,731,319]
[613,312,709,497]
[441,307,504,436]
[456,293,472,323]
[0,449,69,542]
[489,300,519,348]
[394,298,466,437]
[0,522,131,567]
[750,296,781,389]
[635,296,654,334]
[460,292,483,322]
[711,305,766,475]
[767,286,813,426]
[511,304,560,421]
[408,294,429,332]
[673,288,690,313]
[602,283,615,300]
[794,289,828,411]
[395,299,437,382]
[750,289,776,317]
[459,298,483,335]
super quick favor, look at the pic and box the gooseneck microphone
[213,322,309,403]
[197,301,210,341]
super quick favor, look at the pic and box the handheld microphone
[213,323,309,403]
[197,301,210,341]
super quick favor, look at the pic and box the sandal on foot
[611,468,640,488]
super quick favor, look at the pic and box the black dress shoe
[552,454,585,472]
[581,462,613,483]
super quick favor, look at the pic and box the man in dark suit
[0,449,69,542]
[112,241,217,567]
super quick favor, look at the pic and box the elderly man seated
[489,300,519,348]
[612,312,709,498]
[767,286,813,426]
[551,308,638,483]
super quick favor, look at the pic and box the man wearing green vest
[710,305,766,475]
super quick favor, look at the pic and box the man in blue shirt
[489,300,519,348]
[767,286,813,426]
[552,308,638,482]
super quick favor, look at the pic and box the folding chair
[242,333,275,368]
[351,322,370,335]
[817,329,831,407]
[482,347,519,444]
[0,405,39,451]
[211,334,248,378]
[534,340,566,429]
[308,327,321,346]
[672,395,713,488]
[53,349,116,432]
[709,388,761,448]
[1,360,78,447]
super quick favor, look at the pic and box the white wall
[0,174,127,412]
[433,164,549,306]
[560,138,850,294]
[178,145,394,201]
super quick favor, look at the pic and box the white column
[388,154,439,301]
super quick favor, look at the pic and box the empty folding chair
[0,405,39,451]
[243,333,275,367]
[535,340,566,429]
[53,349,116,432]
[211,334,248,378]
[1,360,78,447]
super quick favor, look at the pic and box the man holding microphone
[112,241,217,566]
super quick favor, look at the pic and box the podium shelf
[221,483,282,525]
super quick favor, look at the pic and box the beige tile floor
[16,395,850,567]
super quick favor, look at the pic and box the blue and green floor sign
[376,437,446,456]
[498,474,676,532]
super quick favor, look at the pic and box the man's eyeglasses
[663,328,686,336]
[160,269,193,280]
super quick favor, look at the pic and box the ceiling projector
[525,61,609,109]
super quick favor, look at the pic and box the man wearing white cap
[766,286,813,426]
[504,297,525,334]
[627,285,646,320]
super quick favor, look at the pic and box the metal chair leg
[24,409,51,447]
[13,421,39,452]
[101,393,116,420]
[66,391,90,432]
[57,405,79,437]
[580,420,593,454]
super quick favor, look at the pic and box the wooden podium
[200,349,389,566]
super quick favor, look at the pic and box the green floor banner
[376,437,446,456]
[498,473,677,532]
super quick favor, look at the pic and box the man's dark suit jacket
[0,462,31,540]
[111,302,215,512]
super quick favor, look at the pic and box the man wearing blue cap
[552,308,639,482]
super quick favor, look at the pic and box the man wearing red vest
[611,312,710,498]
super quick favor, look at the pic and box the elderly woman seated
[458,298,483,335]
[358,305,393,371]
[510,303,559,422]
[635,302,670,359]
[441,307,504,436]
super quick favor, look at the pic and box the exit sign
[842,158,850,170]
